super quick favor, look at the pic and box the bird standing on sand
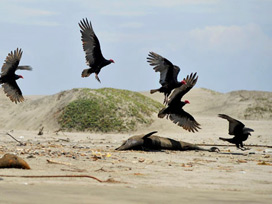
[158,72,200,132]
[0,48,32,103]
[79,18,114,83]
[147,52,186,104]
[218,114,254,150]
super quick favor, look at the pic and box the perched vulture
[79,18,114,83]
[158,72,200,132]
[218,114,254,150]
[147,52,186,103]
[0,48,32,103]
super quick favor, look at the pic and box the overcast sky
[0,0,271,95]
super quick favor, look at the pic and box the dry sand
[0,88,272,204]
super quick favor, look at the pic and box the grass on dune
[58,88,163,132]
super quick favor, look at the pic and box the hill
[0,87,271,132]
[0,88,162,132]
[141,88,272,120]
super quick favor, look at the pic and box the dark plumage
[218,114,254,150]
[147,52,185,103]
[0,48,32,103]
[79,18,114,83]
[158,72,200,132]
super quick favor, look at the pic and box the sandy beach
[0,88,271,203]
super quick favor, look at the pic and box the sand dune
[0,87,271,132]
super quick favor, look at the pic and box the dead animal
[116,131,219,152]
[0,154,30,169]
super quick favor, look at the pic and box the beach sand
[0,88,271,203]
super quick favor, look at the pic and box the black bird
[147,52,186,104]
[79,18,114,83]
[158,72,200,132]
[218,114,254,150]
[0,48,32,103]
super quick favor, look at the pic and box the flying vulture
[218,114,254,150]
[0,48,32,103]
[158,72,200,132]
[79,18,114,83]
[147,52,185,103]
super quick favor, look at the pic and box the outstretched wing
[2,81,24,103]
[1,48,22,76]
[79,18,104,67]
[167,72,198,105]
[169,110,201,132]
[1,48,32,77]
[147,52,180,86]
[218,114,245,135]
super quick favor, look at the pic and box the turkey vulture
[158,72,200,132]
[0,48,32,103]
[79,18,114,83]
[218,114,254,150]
[147,52,186,103]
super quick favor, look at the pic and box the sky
[0,0,271,95]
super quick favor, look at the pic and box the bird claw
[163,96,169,105]
[238,147,250,151]
[95,74,101,83]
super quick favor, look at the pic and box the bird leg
[163,96,169,105]
[95,73,101,83]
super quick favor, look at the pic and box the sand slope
[0,87,271,132]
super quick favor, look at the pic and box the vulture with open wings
[79,18,114,83]
[0,48,32,103]
[147,52,186,103]
[218,114,254,150]
[158,72,200,132]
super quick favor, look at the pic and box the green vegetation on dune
[58,88,163,132]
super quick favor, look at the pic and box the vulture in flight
[147,52,186,103]
[79,18,114,83]
[0,48,32,103]
[218,114,254,150]
[158,72,200,132]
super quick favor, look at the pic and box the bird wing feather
[79,18,104,67]
[218,114,245,135]
[169,111,201,133]
[2,81,24,103]
[167,72,198,105]
[147,52,178,86]
[1,48,22,76]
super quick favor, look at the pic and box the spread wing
[218,114,245,135]
[2,81,24,103]
[147,52,180,86]
[169,110,201,132]
[79,18,104,67]
[167,72,198,105]
[1,48,20,76]
[1,48,32,77]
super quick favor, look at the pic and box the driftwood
[0,175,103,182]
[195,144,272,148]
[0,175,123,183]
[38,127,44,135]
[6,133,25,146]
[46,159,72,166]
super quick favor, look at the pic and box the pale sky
[0,0,271,95]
